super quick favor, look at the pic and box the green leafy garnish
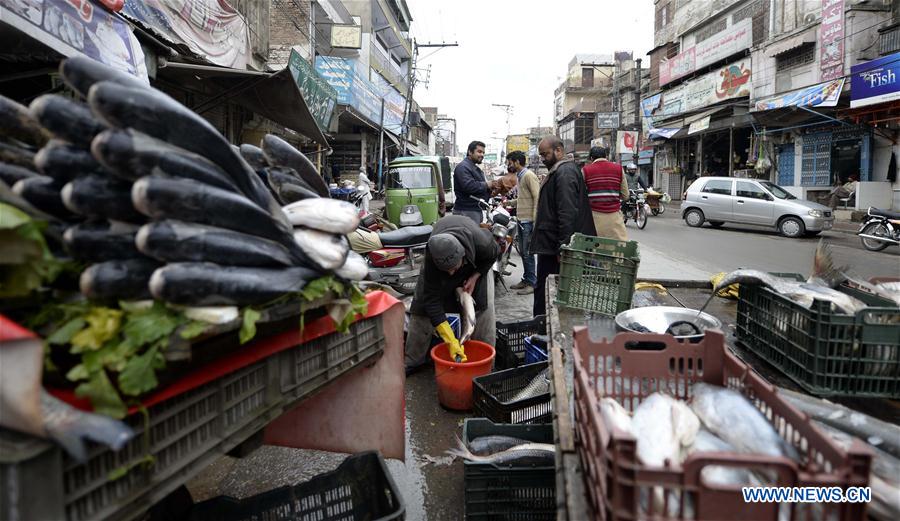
[239,308,261,344]
[119,345,166,397]
[0,203,64,298]
[75,370,127,419]
[179,321,209,340]
[70,308,123,353]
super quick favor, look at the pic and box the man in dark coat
[405,215,499,373]
[453,140,493,223]
[530,136,596,317]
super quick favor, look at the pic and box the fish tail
[810,240,846,288]
[446,434,477,462]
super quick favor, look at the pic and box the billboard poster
[506,135,529,154]
[1,0,147,79]
[647,59,752,123]
[660,19,752,86]
[316,56,408,130]
[121,0,250,69]
[617,131,639,155]
[288,49,337,131]
[596,112,621,129]
[850,52,900,108]
[820,0,844,81]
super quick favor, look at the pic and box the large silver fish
[466,435,534,456]
[448,437,555,466]
[283,198,360,234]
[509,367,550,403]
[632,392,699,468]
[691,383,798,461]
[293,228,349,271]
[713,268,867,315]
[334,251,368,281]
[599,397,635,436]
[456,287,476,344]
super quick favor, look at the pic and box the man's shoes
[510,281,528,290]
[517,285,535,295]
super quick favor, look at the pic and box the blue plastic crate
[524,335,548,364]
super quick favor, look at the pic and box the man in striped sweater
[582,146,629,241]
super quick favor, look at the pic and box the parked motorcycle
[348,223,431,295]
[470,195,518,290]
[622,189,650,229]
[858,207,900,252]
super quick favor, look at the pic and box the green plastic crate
[555,234,639,316]
[736,273,900,398]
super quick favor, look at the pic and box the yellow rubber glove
[435,320,466,362]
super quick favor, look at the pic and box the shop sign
[752,78,844,111]
[647,60,752,123]
[506,135,530,154]
[288,50,337,131]
[1,0,147,80]
[596,112,621,129]
[660,18,752,86]
[638,147,654,159]
[121,0,250,69]
[850,52,900,108]
[316,56,407,129]
[483,153,498,163]
[617,131,639,155]
[688,116,711,135]
[820,0,845,81]
[331,24,362,49]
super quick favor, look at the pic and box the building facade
[645,0,898,209]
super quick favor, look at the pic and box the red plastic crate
[573,329,872,521]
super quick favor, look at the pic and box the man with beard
[531,136,595,316]
[453,140,492,223]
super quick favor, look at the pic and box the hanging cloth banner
[752,78,845,112]
[121,0,251,69]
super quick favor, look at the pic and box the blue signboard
[315,56,407,129]
[851,51,900,108]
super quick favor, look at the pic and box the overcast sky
[406,0,655,154]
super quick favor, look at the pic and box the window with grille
[695,18,728,44]
[733,0,769,45]
[582,68,594,88]
[776,43,815,72]
[574,116,593,145]
[666,42,680,59]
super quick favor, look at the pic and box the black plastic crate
[737,273,900,398]
[189,451,404,521]
[473,362,552,424]
[495,315,546,370]
[462,418,555,520]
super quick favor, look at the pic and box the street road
[633,212,898,281]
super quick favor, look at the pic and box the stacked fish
[3,56,366,306]
[600,384,800,517]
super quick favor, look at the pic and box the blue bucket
[523,335,548,364]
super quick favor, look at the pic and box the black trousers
[533,254,560,317]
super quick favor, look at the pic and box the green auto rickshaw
[384,156,452,227]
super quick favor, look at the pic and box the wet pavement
[186,253,536,520]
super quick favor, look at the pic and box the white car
[681,177,834,238]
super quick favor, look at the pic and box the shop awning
[649,127,683,140]
[765,30,817,57]
[751,79,845,112]
[158,62,330,147]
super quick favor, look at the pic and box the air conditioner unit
[804,13,818,25]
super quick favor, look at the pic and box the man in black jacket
[453,140,493,223]
[405,215,499,373]
[531,136,596,317]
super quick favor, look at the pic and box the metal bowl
[615,306,722,342]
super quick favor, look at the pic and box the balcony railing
[880,24,900,55]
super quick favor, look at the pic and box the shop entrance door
[831,140,861,184]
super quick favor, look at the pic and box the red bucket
[430,341,495,410]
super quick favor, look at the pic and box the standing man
[583,146,629,240]
[405,215,499,374]
[504,150,539,294]
[357,166,374,213]
[531,136,596,317]
[453,140,492,223]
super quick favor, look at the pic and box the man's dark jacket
[453,157,490,212]
[531,158,596,255]
[410,215,499,327]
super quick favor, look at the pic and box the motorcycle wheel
[860,222,892,252]
[651,208,660,216]
[635,205,648,229]
[657,203,666,215]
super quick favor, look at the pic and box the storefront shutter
[777,144,794,186]
[800,132,831,186]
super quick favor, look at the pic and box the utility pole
[491,103,513,160]
[402,40,458,155]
